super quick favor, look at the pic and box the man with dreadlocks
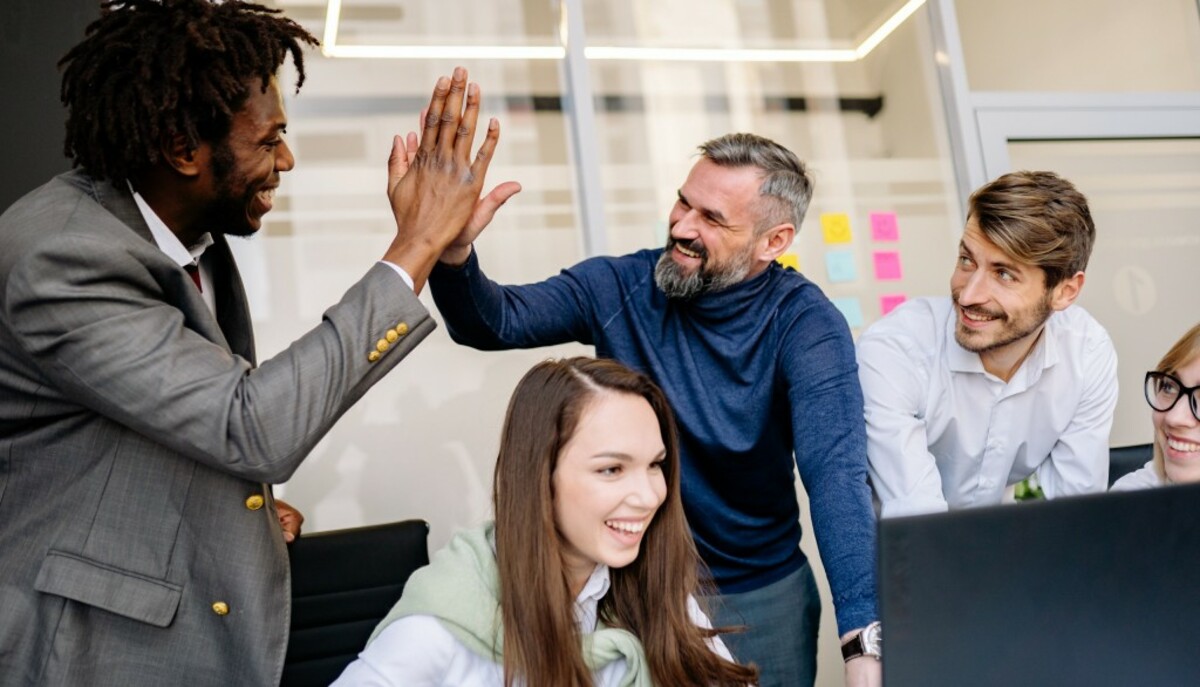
[0,1,514,684]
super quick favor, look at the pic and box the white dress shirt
[130,187,217,314]
[857,297,1118,519]
[332,564,732,686]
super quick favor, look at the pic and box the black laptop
[878,482,1200,687]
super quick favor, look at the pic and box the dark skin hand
[381,67,516,294]
[275,498,304,543]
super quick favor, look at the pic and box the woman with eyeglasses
[1111,323,1200,491]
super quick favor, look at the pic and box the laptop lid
[878,482,1200,686]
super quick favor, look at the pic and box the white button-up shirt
[130,186,216,314]
[857,297,1118,519]
[333,564,732,686]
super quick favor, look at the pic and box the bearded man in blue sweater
[428,133,881,687]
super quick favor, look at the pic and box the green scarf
[368,521,654,687]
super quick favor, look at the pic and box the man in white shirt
[857,170,1118,519]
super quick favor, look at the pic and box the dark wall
[0,0,102,210]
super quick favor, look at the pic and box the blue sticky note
[831,297,864,328]
[825,251,858,283]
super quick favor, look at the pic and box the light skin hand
[381,67,510,293]
[275,498,304,543]
[844,655,882,687]
[842,628,882,687]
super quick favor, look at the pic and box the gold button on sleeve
[212,601,230,616]
[367,351,381,363]
[244,494,264,511]
[395,322,408,336]
[385,329,399,343]
[376,339,390,353]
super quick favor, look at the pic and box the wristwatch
[841,621,882,662]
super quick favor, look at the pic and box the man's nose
[276,139,296,172]
[957,270,988,305]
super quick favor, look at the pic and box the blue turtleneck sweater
[429,248,877,634]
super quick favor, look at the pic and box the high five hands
[383,67,522,290]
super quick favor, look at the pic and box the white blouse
[332,564,732,686]
[1109,460,1166,492]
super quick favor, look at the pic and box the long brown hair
[1150,323,1200,482]
[493,357,757,686]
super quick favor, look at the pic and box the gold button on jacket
[244,494,265,511]
[212,601,230,616]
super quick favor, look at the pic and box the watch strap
[841,634,866,662]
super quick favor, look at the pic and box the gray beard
[653,248,752,300]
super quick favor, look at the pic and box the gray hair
[698,133,813,234]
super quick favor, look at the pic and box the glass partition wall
[260,3,959,685]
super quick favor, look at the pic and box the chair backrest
[282,519,430,687]
[1109,443,1153,487]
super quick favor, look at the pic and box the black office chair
[282,519,431,687]
[1109,443,1153,487]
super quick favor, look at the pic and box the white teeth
[963,309,995,322]
[606,520,645,534]
[676,244,700,259]
[1167,438,1200,452]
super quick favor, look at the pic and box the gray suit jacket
[0,171,435,685]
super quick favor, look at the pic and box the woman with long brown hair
[334,357,757,686]
[1112,323,1200,490]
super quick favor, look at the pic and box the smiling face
[551,390,668,594]
[1153,356,1200,484]
[197,77,294,237]
[950,219,1073,375]
[654,158,768,299]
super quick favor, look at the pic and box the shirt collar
[128,182,214,267]
[573,563,611,633]
[576,563,611,604]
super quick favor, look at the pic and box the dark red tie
[184,263,202,292]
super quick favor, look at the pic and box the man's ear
[161,133,206,178]
[758,223,796,262]
[1049,271,1085,311]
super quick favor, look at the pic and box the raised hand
[388,87,521,268]
[382,67,505,292]
[438,177,522,266]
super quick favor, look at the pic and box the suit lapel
[82,172,251,360]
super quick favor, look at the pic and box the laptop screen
[878,482,1200,686]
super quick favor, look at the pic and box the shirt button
[367,351,381,363]
[385,329,399,343]
[245,494,265,511]
[395,322,408,336]
[376,339,390,353]
[212,601,230,616]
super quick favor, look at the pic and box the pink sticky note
[880,294,907,315]
[873,251,902,280]
[870,212,899,241]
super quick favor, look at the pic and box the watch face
[863,622,883,656]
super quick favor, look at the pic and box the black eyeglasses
[1144,371,1200,421]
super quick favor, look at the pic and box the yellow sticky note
[820,213,853,244]
[777,253,800,271]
